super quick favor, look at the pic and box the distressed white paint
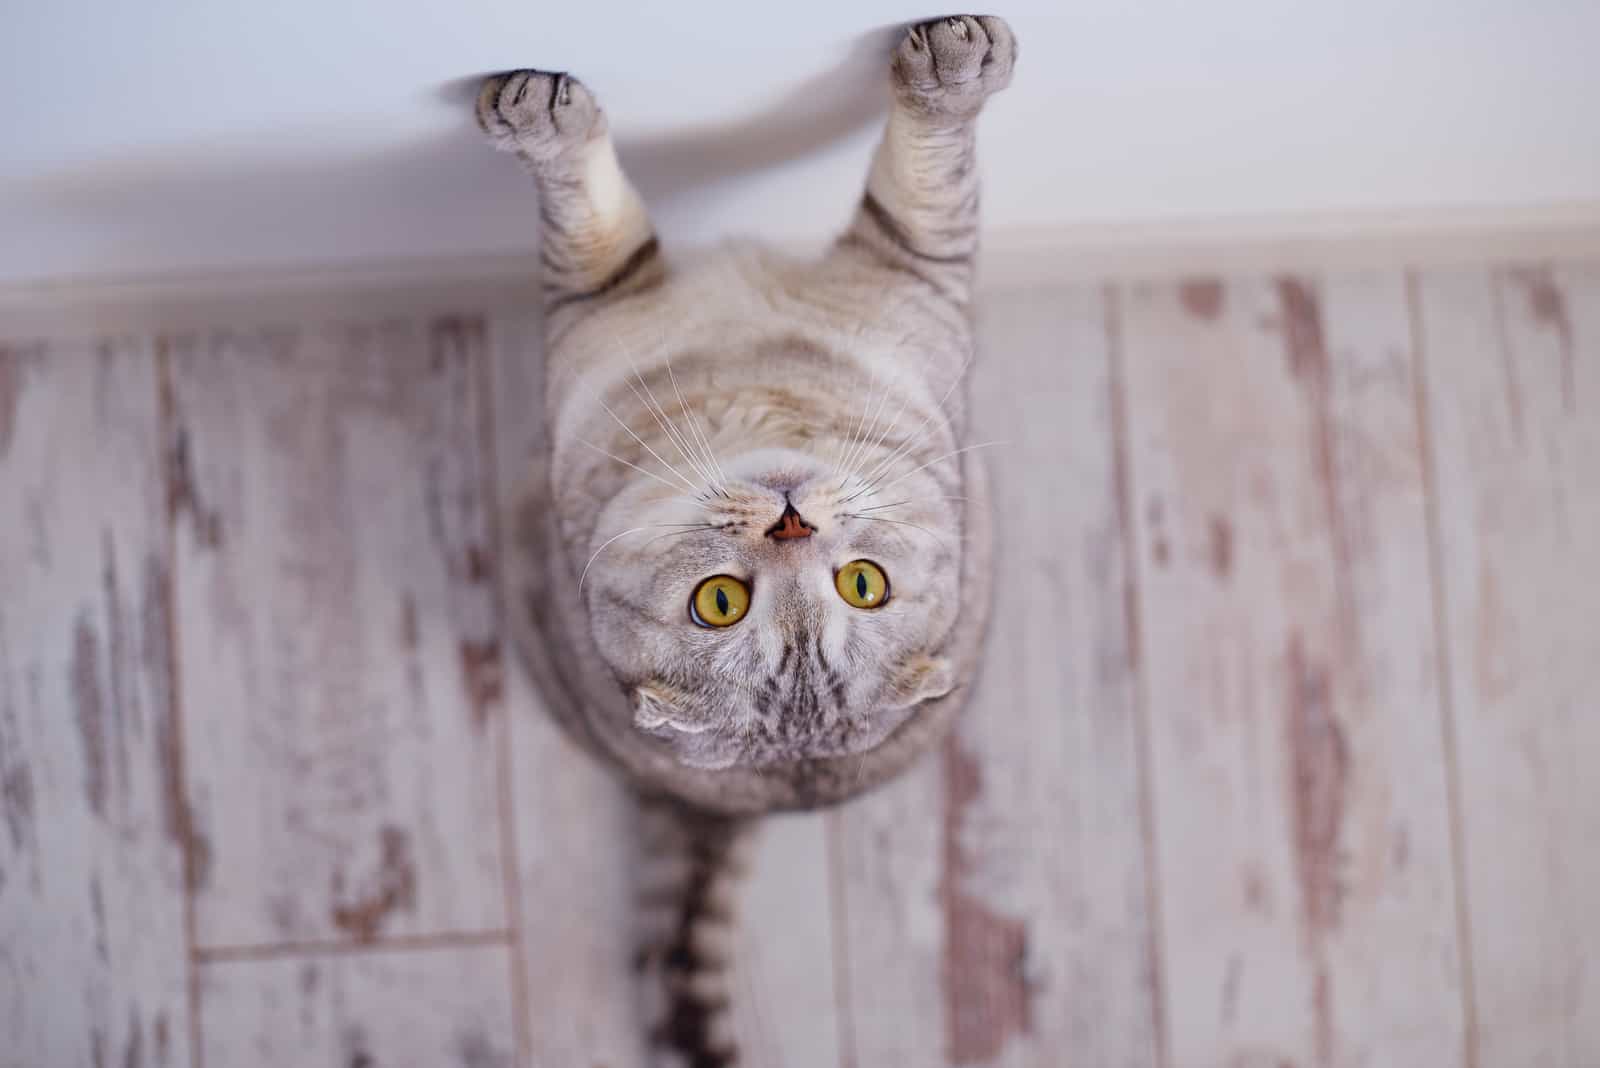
[0,340,192,1068]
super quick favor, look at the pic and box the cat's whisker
[842,439,1004,504]
[581,382,704,496]
[624,361,722,497]
[841,513,952,551]
[832,371,882,481]
[665,354,729,493]
[837,367,898,487]
[578,439,702,498]
[852,493,969,513]
[854,364,915,485]
[638,525,724,549]
[578,525,652,593]
[854,353,972,488]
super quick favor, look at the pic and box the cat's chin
[638,705,920,772]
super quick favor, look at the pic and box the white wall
[3,0,1597,285]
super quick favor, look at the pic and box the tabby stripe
[859,192,974,265]
[546,235,662,312]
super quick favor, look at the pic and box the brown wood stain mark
[71,611,109,818]
[459,640,503,730]
[1285,632,1348,1067]
[99,533,135,795]
[1220,953,1243,1026]
[1181,278,1226,321]
[1486,277,1528,447]
[940,737,1032,1064]
[165,426,224,550]
[1277,277,1362,664]
[123,1009,143,1068]
[0,637,36,854]
[331,824,418,942]
[1147,495,1170,568]
[399,594,420,652]
[1286,633,1348,928]
[141,544,211,891]
[1209,514,1234,579]
[1,757,34,852]
[1507,266,1577,413]
[465,544,491,584]
[1241,864,1270,916]
[0,345,20,456]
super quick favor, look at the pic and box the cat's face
[584,447,962,770]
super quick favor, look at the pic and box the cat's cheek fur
[885,653,957,710]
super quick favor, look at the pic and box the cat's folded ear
[884,654,956,710]
[631,681,713,735]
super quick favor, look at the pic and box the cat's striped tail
[635,797,755,1068]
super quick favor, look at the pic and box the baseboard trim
[976,201,1600,287]
[4,203,1597,335]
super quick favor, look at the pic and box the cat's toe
[892,15,1015,113]
[476,70,601,157]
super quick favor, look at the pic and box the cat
[479,15,1014,1065]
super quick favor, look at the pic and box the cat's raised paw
[476,70,602,158]
[892,15,1015,114]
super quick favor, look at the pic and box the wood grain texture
[1415,264,1600,1068]
[166,319,507,948]
[829,757,948,1067]
[7,258,1600,1068]
[727,814,842,1068]
[0,340,192,1068]
[488,306,646,1068]
[198,945,516,1066]
[1119,273,1467,1067]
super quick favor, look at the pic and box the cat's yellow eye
[690,575,751,628]
[835,560,890,609]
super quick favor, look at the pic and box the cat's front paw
[892,15,1016,116]
[476,70,603,158]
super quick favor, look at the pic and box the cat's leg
[477,71,662,314]
[834,15,1016,304]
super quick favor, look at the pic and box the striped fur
[634,800,753,1068]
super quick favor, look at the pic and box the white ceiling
[4,0,1598,285]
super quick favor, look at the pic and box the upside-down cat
[479,15,1014,1064]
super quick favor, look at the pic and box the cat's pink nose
[766,502,814,540]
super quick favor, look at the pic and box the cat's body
[480,16,1014,1064]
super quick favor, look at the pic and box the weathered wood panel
[488,306,644,1068]
[829,759,947,1068]
[0,340,192,1068]
[167,319,507,948]
[1118,273,1467,1067]
[1416,264,1600,1067]
[831,283,1159,1068]
[727,813,841,1066]
[198,944,517,1066]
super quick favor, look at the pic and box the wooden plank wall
[2,262,1597,1068]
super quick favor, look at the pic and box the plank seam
[1104,282,1170,1068]
[156,336,207,1068]
[824,813,859,1068]
[1405,269,1482,1068]
[194,929,513,964]
[474,315,536,1068]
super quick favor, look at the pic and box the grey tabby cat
[479,14,1014,1065]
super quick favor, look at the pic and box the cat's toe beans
[475,70,600,155]
[893,14,1015,107]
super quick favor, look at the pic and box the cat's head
[583,446,962,769]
